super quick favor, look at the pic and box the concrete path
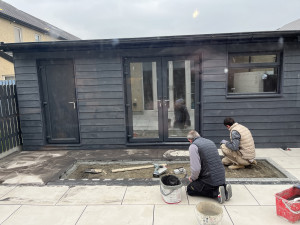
[0,148,299,224]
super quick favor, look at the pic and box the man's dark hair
[224,117,235,126]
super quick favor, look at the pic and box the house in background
[0,0,79,80]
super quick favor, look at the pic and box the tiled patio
[0,148,299,224]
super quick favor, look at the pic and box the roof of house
[0,0,80,40]
[278,18,300,31]
[1,30,300,52]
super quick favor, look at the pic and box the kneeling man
[187,130,232,204]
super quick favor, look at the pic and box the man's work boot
[225,184,232,201]
[228,165,245,170]
[217,186,225,204]
[222,157,233,166]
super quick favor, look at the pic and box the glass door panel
[129,61,160,139]
[166,60,195,138]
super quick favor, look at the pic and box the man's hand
[220,140,228,145]
[188,176,193,182]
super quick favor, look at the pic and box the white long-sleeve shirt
[189,143,201,181]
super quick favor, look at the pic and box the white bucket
[160,175,182,204]
[194,201,223,225]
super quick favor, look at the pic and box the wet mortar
[62,159,287,180]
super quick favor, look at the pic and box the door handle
[164,99,169,107]
[157,100,162,107]
[68,101,76,109]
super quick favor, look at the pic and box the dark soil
[64,160,286,180]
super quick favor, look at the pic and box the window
[227,53,281,95]
[14,27,22,42]
[35,34,41,42]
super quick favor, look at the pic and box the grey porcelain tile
[0,205,20,224]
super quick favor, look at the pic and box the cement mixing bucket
[160,175,182,204]
[195,201,223,225]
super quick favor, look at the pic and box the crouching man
[186,130,232,204]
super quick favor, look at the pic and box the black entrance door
[39,59,80,144]
[125,56,200,143]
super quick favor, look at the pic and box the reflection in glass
[168,60,195,138]
[130,62,158,138]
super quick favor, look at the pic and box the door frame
[124,55,201,143]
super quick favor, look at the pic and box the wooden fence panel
[0,81,22,153]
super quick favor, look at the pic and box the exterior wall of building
[0,17,59,80]
[11,39,300,150]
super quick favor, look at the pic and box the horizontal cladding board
[14,59,37,67]
[17,87,39,94]
[202,67,225,75]
[202,75,226,82]
[79,112,124,119]
[203,122,300,130]
[202,93,300,103]
[78,99,124,106]
[20,121,42,126]
[75,63,122,72]
[21,127,43,133]
[75,57,121,64]
[284,72,300,79]
[19,107,41,114]
[20,113,42,121]
[77,85,123,93]
[79,106,124,113]
[204,129,300,137]
[283,79,300,86]
[284,64,300,72]
[283,86,300,94]
[204,115,300,123]
[81,138,126,145]
[17,94,40,101]
[81,132,126,139]
[22,134,43,140]
[16,81,39,88]
[22,139,43,145]
[202,59,226,68]
[76,78,123,85]
[80,119,124,126]
[203,108,300,116]
[203,81,226,89]
[15,67,37,74]
[15,74,38,81]
[77,92,124,99]
[203,100,300,110]
[18,100,41,108]
[206,135,300,143]
[76,71,122,78]
[284,55,300,63]
[203,89,225,96]
[80,125,125,132]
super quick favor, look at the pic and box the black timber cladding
[2,30,300,149]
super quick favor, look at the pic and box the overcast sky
[5,0,300,40]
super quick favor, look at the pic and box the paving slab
[0,205,20,224]
[0,186,16,198]
[57,185,126,205]
[226,205,299,225]
[245,184,291,205]
[1,205,85,225]
[255,148,288,157]
[283,148,300,157]
[188,185,259,205]
[0,186,69,205]
[285,168,300,180]
[77,205,153,225]
[271,157,300,169]
[122,186,188,205]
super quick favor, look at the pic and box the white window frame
[35,34,41,42]
[14,26,22,43]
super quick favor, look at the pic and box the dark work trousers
[187,179,225,198]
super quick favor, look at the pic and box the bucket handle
[283,201,300,214]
